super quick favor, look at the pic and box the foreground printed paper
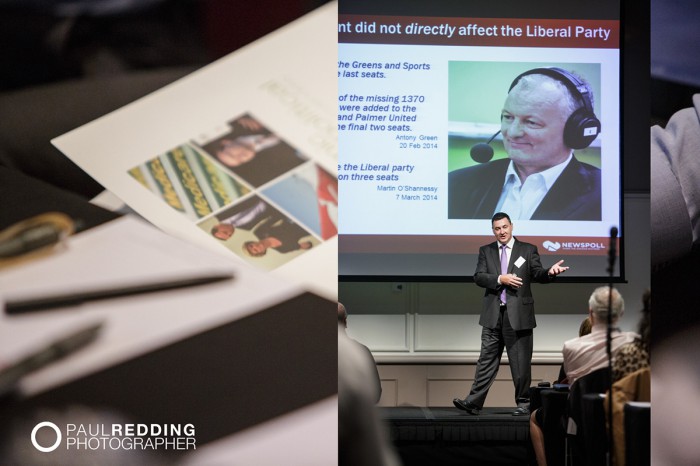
[53,3,338,299]
[0,216,335,463]
[0,216,302,395]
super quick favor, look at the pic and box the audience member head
[578,316,592,337]
[587,286,624,324]
[338,302,348,328]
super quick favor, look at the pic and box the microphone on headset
[470,130,501,163]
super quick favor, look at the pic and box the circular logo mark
[31,422,61,452]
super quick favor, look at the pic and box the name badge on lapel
[514,256,526,268]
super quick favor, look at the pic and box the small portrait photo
[128,143,250,221]
[198,195,320,270]
[261,163,338,240]
[447,61,602,221]
[196,114,307,188]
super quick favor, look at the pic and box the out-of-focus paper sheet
[52,2,338,300]
[0,215,302,396]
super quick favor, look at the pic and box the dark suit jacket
[448,156,601,220]
[474,238,553,331]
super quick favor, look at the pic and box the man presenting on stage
[453,212,569,416]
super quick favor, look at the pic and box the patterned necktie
[500,244,508,304]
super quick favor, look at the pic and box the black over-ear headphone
[508,67,601,150]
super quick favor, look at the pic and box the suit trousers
[466,305,533,408]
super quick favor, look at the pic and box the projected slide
[338,4,622,279]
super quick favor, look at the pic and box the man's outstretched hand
[548,260,569,276]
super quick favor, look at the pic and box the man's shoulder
[350,337,377,362]
[449,158,509,182]
[562,338,579,359]
[563,332,595,350]
[562,335,579,348]
[513,238,538,251]
[569,156,601,180]
[479,241,498,251]
[617,331,640,343]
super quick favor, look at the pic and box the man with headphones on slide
[448,67,601,221]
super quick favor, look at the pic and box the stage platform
[380,407,534,466]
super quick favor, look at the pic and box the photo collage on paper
[128,113,338,270]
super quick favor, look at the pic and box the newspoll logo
[543,240,605,252]
[30,421,196,453]
[543,240,561,252]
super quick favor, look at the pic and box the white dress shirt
[495,153,573,220]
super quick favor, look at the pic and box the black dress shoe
[512,406,530,416]
[453,398,481,415]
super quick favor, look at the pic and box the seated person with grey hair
[529,287,637,466]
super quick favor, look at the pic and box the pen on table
[4,273,235,315]
[0,321,103,397]
[0,212,78,270]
